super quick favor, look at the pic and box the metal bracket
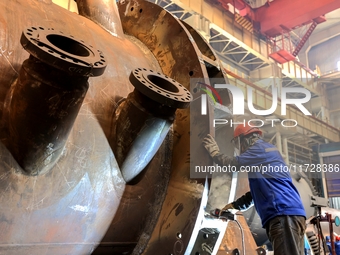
[310,195,329,207]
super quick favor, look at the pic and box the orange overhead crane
[216,0,340,63]
[254,0,340,37]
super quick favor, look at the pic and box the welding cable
[317,217,328,254]
[317,218,320,255]
[234,216,245,255]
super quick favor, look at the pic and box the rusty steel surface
[117,1,211,254]
[76,0,124,37]
[219,213,260,255]
[0,0,168,254]
[179,21,216,62]
[116,1,241,255]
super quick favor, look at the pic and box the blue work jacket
[236,140,306,227]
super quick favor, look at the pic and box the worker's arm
[232,191,253,210]
[203,134,239,166]
[222,192,253,211]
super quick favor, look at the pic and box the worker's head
[232,124,262,153]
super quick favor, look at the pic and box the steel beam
[280,61,320,96]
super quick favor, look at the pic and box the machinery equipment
[0,0,235,254]
[1,0,339,255]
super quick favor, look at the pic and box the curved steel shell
[0,0,233,255]
[0,0,168,254]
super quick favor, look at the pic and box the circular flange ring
[129,68,192,109]
[20,26,106,77]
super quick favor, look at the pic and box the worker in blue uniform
[336,237,340,255]
[326,235,340,255]
[203,123,306,255]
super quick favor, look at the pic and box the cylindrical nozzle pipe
[3,26,106,175]
[111,68,192,183]
[76,0,124,37]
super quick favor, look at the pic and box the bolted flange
[21,26,106,76]
[129,68,192,109]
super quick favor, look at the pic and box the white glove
[203,134,220,158]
